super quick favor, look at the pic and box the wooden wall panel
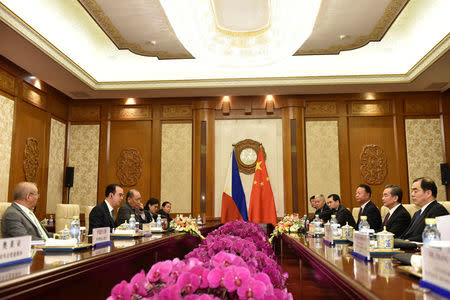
[71,105,101,121]
[0,68,15,96]
[9,100,49,220]
[22,83,47,110]
[348,116,399,209]
[108,121,152,206]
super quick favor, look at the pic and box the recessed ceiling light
[339,34,348,40]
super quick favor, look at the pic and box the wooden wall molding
[305,102,337,116]
[116,148,143,187]
[350,100,391,115]
[22,83,47,110]
[360,144,388,185]
[111,105,152,120]
[162,105,192,119]
[0,68,15,96]
[23,137,40,183]
[71,105,100,121]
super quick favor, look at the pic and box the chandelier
[159,0,322,67]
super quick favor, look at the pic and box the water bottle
[70,216,80,243]
[330,214,339,238]
[156,214,162,229]
[197,214,202,225]
[129,214,136,231]
[422,218,441,245]
[48,215,54,226]
[358,215,370,234]
[313,214,321,234]
[302,215,307,231]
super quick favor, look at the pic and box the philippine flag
[221,150,248,222]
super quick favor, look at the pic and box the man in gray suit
[1,182,49,240]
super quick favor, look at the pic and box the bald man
[116,189,151,228]
[1,182,49,240]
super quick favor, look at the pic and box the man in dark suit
[116,189,151,228]
[2,182,49,240]
[314,194,332,223]
[381,184,411,238]
[326,194,356,227]
[144,198,159,222]
[401,177,449,242]
[89,184,123,234]
[355,184,382,232]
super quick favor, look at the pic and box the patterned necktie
[383,212,391,226]
[358,207,363,223]
[111,210,115,221]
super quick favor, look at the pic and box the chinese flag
[249,147,277,225]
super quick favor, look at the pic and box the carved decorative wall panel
[162,105,192,119]
[351,101,390,115]
[116,148,143,187]
[360,144,387,185]
[23,137,39,182]
[405,99,439,115]
[305,102,337,115]
[71,105,100,121]
[111,105,152,120]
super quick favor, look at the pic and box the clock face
[239,148,257,165]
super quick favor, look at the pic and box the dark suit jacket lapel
[102,201,115,226]
[12,202,41,236]
[414,201,436,230]
[386,205,401,227]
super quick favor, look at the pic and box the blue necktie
[403,210,421,237]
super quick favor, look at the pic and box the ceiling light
[159,0,322,66]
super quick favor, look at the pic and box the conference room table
[0,224,220,299]
[280,233,445,300]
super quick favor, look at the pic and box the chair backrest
[352,207,360,223]
[380,206,389,221]
[84,206,95,232]
[438,201,450,214]
[403,203,420,218]
[55,204,80,232]
[0,202,11,238]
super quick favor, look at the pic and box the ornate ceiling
[0,0,448,98]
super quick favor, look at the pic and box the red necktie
[383,212,390,226]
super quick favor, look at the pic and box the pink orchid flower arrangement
[108,221,292,300]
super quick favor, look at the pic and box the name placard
[324,224,333,246]
[93,227,110,246]
[420,243,450,296]
[352,231,371,261]
[0,236,32,268]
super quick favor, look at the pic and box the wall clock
[234,139,266,174]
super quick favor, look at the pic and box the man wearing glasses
[89,184,124,234]
[2,181,49,240]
